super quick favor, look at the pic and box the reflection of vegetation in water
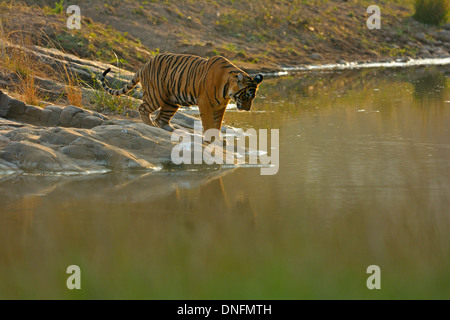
[411,68,448,102]
[255,66,449,112]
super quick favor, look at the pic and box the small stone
[395,57,409,63]
[433,48,449,56]
[430,46,442,53]
[415,32,426,41]
[418,49,431,58]
[310,53,323,60]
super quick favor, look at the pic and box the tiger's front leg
[199,102,227,146]
[198,98,215,134]
[213,106,227,131]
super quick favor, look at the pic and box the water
[1,65,449,299]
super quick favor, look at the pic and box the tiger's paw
[156,120,175,132]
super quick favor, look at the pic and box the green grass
[413,0,450,25]
[87,80,140,114]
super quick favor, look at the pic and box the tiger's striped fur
[100,53,263,133]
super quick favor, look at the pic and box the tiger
[100,53,263,134]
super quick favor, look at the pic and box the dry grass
[0,30,43,105]
[16,74,42,106]
[0,2,84,107]
[62,66,83,107]
[65,84,83,107]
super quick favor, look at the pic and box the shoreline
[246,56,450,76]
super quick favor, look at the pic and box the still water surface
[1,65,449,299]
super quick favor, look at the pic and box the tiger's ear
[254,74,263,84]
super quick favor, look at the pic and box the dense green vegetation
[414,0,450,25]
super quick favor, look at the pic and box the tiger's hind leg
[139,102,158,127]
[155,102,180,132]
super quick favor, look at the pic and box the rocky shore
[0,90,206,174]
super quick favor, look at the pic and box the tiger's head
[230,73,263,111]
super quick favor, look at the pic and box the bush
[413,0,450,25]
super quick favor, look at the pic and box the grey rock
[48,110,62,127]
[0,90,8,117]
[444,23,450,30]
[70,112,88,128]
[59,106,85,127]
[81,115,103,129]
[437,30,450,42]
[25,105,43,120]
[7,98,27,116]
[0,140,63,172]
[92,111,109,120]
[418,49,432,57]
[310,53,323,60]
[430,46,440,53]
[433,48,449,56]
[40,109,52,124]
[415,32,426,41]
[62,145,96,160]
[44,105,64,114]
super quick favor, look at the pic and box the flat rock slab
[0,118,175,173]
[0,91,243,174]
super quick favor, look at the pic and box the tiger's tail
[100,68,141,96]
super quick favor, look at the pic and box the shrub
[413,0,450,25]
